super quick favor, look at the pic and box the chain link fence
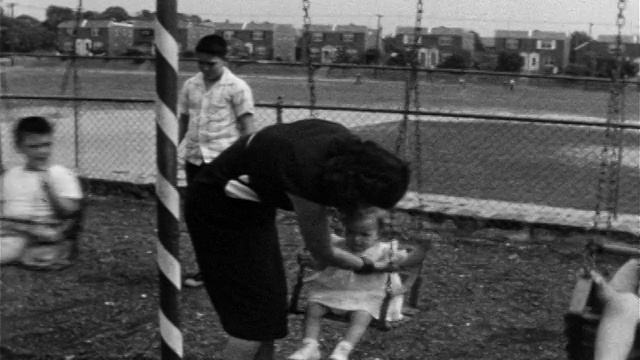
[2,96,638,227]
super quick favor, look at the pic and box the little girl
[289,207,425,360]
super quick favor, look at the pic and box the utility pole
[8,2,15,61]
[375,14,383,65]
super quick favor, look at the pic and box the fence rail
[2,96,638,233]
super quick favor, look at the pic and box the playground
[1,194,630,360]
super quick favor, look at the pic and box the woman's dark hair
[14,116,53,145]
[195,34,228,58]
[322,138,411,210]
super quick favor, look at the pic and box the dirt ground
[0,194,629,360]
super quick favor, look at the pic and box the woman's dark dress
[185,119,358,341]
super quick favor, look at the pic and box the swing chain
[592,0,627,232]
[395,0,423,157]
[412,0,424,197]
[385,240,398,295]
[302,0,317,118]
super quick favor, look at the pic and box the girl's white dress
[307,241,408,321]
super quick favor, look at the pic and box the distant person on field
[178,34,257,288]
[508,78,515,91]
[0,116,83,269]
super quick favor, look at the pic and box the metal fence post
[276,95,283,124]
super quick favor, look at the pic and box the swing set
[563,1,640,359]
[287,0,433,332]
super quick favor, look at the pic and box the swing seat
[564,239,640,360]
[1,201,86,271]
[288,242,428,332]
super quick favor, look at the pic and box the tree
[135,10,155,20]
[83,11,101,20]
[2,15,56,52]
[99,6,130,22]
[43,5,75,31]
[364,48,381,64]
[569,31,592,63]
[438,53,468,69]
[470,31,484,53]
[496,52,524,72]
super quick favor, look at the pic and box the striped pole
[155,1,182,359]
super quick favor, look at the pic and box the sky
[8,0,640,38]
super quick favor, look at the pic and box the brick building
[298,23,374,63]
[58,19,134,56]
[394,26,475,67]
[494,30,570,74]
[210,20,296,61]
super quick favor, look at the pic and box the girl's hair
[14,116,53,145]
[322,138,410,210]
[341,206,389,230]
[195,34,228,58]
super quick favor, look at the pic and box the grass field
[0,195,632,359]
[2,59,640,120]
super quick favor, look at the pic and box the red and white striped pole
[155,1,182,359]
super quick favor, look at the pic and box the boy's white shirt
[1,165,82,221]
[178,68,255,165]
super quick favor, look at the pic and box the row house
[212,20,297,62]
[298,24,378,63]
[127,20,216,54]
[596,34,640,60]
[394,26,475,67]
[494,30,570,74]
[58,19,134,56]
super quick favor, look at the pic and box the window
[63,42,73,51]
[438,36,453,46]
[252,31,264,41]
[543,56,555,66]
[91,28,100,37]
[342,33,355,42]
[255,46,267,55]
[403,34,423,45]
[505,38,519,50]
[223,31,235,40]
[531,57,537,67]
[93,41,104,50]
[312,32,324,42]
[536,40,556,50]
[140,29,154,37]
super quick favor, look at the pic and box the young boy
[178,34,257,287]
[1,116,83,267]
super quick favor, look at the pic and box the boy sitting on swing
[289,207,424,360]
[590,259,640,360]
[1,116,83,269]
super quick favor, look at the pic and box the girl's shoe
[288,338,321,360]
[328,341,353,360]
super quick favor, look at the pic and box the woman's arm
[288,193,378,271]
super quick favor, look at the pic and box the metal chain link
[593,0,627,233]
[302,0,317,118]
[412,0,424,198]
[396,0,423,157]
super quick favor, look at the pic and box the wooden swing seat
[1,200,86,271]
[565,239,640,360]
[288,242,428,332]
